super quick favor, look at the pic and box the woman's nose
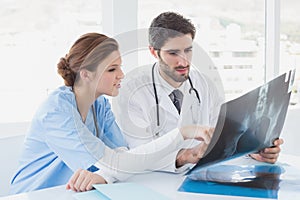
[117,69,125,79]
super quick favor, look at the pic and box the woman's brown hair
[57,33,119,86]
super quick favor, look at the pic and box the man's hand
[250,138,284,164]
[176,142,209,168]
[66,169,107,192]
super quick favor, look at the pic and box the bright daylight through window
[0,0,102,123]
[0,0,299,123]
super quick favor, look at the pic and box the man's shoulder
[189,68,220,85]
[189,68,207,81]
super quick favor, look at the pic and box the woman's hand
[176,142,209,167]
[66,169,107,192]
[180,125,214,144]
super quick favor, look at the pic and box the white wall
[0,122,29,196]
[0,134,25,196]
[281,105,300,156]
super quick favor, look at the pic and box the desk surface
[1,154,300,200]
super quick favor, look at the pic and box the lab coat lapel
[152,63,179,120]
[157,87,180,119]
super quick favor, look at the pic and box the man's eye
[168,52,178,55]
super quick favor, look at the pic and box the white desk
[0,173,265,200]
[1,154,300,200]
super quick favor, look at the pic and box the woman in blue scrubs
[10,33,211,194]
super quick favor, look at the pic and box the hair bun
[58,57,70,70]
[57,56,75,86]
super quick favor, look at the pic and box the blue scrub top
[10,86,127,194]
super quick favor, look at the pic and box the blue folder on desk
[179,163,300,199]
[180,164,284,198]
[73,182,169,200]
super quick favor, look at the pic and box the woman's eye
[108,68,116,72]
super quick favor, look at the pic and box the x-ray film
[187,70,295,174]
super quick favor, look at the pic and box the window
[280,0,300,104]
[232,52,256,57]
[0,0,102,123]
[210,51,222,58]
[138,0,265,101]
[1,1,294,123]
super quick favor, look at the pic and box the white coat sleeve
[112,77,188,173]
[112,70,164,148]
[94,128,184,182]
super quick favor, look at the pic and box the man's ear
[149,46,158,58]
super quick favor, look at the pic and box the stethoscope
[151,63,201,127]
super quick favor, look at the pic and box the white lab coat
[112,64,224,172]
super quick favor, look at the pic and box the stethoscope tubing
[151,63,201,127]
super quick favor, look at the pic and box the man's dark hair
[149,12,196,50]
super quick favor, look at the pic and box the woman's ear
[79,69,92,82]
[149,46,158,58]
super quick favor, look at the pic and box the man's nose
[177,53,189,67]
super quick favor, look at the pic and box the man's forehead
[161,34,193,50]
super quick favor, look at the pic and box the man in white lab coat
[113,12,283,172]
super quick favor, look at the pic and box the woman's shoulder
[39,86,76,113]
[28,86,75,125]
